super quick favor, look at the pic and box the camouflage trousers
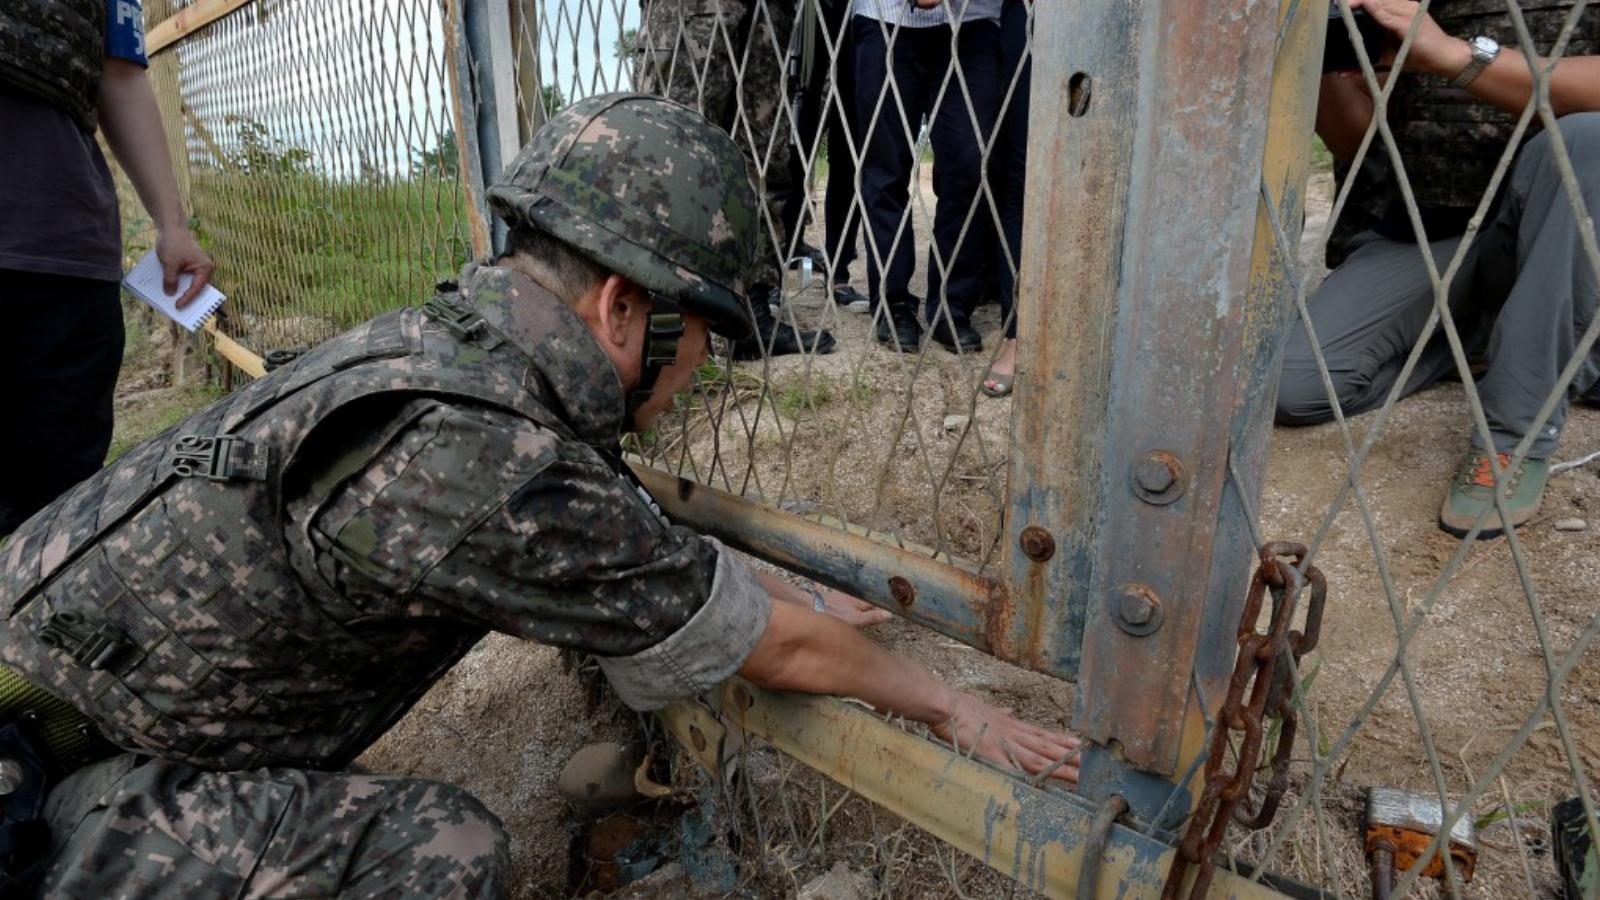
[636,0,797,286]
[37,753,509,898]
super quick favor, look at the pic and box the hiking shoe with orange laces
[1438,450,1550,539]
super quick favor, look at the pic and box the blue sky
[170,0,638,179]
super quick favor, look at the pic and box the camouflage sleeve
[304,402,770,707]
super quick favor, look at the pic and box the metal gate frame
[144,0,1329,893]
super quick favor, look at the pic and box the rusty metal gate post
[1004,0,1327,831]
[450,0,523,256]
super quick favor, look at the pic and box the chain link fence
[120,0,1600,895]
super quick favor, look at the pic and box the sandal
[979,370,1014,398]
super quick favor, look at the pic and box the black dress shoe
[786,242,828,270]
[731,304,836,360]
[875,304,923,353]
[832,284,871,313]
[928,318,983,354]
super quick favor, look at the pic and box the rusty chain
[1162,542,1327,900]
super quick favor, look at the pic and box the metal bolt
[689,726,707,753]
[0,759,22,796]
[1135,457,1177,493]
[1118,590,1155,625]
[1019,525,1056,562]
[1113,584,1164,635]
[889,576,916,608]
[1132,451,1187,505]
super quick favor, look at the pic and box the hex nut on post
[1019,525,1056,562]
[1132,450,1188,505]
[1113,584,1164,636]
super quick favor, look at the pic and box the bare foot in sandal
[981,338,1016,397]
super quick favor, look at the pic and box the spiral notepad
[122,249,226,332]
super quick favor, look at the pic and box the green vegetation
[106,383,224,464]
[771,375,875,419]
[775,379,833,418]
[1312,136,1335,175]
[187,117,473,344]
[1474,799,1543,831]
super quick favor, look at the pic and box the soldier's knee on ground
[423,781,513,897]
[363,778,512,899]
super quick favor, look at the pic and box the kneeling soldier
[1,94,1079,897]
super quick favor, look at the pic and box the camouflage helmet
[488,92,758,340]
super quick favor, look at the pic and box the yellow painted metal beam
[696,678,1285,899]
[201,321,266,378]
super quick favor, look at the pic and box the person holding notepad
[0,0,213,537]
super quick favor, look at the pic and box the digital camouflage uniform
[635,0,797,286]
[1,94,771,898]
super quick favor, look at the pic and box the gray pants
[1276,112,1600,458]
[38,753,510,898]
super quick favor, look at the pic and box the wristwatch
[1448,35,1501,88]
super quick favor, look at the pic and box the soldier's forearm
[738,601,956,726]
[751,567,811,607]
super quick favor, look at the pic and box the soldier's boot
[558,741,648,819]
[731,287,836,361]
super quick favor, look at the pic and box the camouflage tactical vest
[1,270,584,771]
[0,0,105,133]
[1337,0,1600,252]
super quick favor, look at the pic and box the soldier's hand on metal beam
[809,587,895,628]
[1346,0,1471,78]
[751,567,894,628]
[931,693,1082,785]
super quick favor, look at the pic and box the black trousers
[781,0,862,283]
[852,15,1001,321]
[992,0,1030,340]
[0,270,123,535]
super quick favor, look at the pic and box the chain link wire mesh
[116,0,1600,895]
[1205,1,1600,896]
[138,0,472,354]
[575,0,1036,574]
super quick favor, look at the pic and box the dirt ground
[107,169,1598,898]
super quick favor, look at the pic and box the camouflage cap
[488,92,758,340]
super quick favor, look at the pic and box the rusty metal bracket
[1163,543,1327,899]
[656,701,729,777]
[630,465,1010,657]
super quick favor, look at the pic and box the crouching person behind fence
[1275,0,1600,538]
[0,94,1080,898]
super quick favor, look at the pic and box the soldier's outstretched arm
[748,564,894,628]
[737,602,1082,784]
